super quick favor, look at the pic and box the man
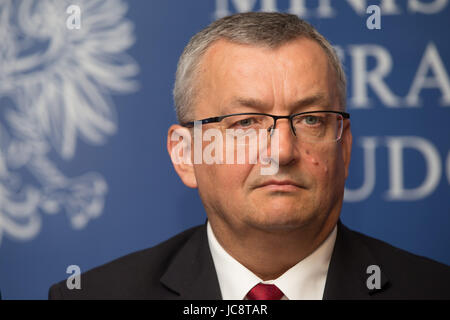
[49,12,450,300]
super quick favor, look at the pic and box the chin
[247,208,316,231]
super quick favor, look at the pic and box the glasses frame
[181,110,350,139]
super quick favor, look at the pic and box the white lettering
[287,0,335,17]
[316,0,335,17]
[215,0,276,18]
[288,0,308,16]
[227,129,258,164]
[174,126,279,175]
[343,0,401,15]
[385,136,442,201]
[66,5,81,30]
[203,129,223,164]
[408,0,448,14]
[379,0,402,14]
[194,121,203,164]
[344,137,378,202]
[215,0,448,18]
[349,45,400,108]
[261,0,278,12]
[260,129,280,175]
[366,5,381,30]
[446,150,450,185]
[406,42,450,107]
[366,265,381,290]
[231,0,258,12]
[345,0,367,14]
[66,265,81,290]
[170,128,192,165]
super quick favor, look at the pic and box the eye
[303,115,319,125]
[235,117,255,127]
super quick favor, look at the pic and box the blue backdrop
[0,0,449,299]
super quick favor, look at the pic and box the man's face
[184,38,352,232]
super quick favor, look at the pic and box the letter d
[385,136,441,201]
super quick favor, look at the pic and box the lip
[257,180,302,191]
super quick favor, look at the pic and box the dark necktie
[246,283,284,300]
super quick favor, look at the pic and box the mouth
[257,180,303,192]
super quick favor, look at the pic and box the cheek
[302,147,330,175]
[205,164,254,212]
[198,163,253,191]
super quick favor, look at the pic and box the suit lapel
[160,224,222,299]
[160,220,390,300]
[323,220,390,299]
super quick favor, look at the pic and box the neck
[208,214,339,281]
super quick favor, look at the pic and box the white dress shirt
[207,221,337,300]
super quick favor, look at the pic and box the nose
[271,118,299,166]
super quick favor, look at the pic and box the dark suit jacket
[49,221,450,299]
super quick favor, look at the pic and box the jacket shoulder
[351,227,449,271]
[49,224,203,299]
[346,225,450,298]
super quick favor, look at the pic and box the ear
[341,120,353,180]
[167,124,198,188]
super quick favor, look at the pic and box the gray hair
[173,12,346,124]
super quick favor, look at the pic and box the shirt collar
[207,221,337,300]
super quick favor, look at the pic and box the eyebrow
[228,93,329,112]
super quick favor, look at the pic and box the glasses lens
[220,114,273,131]
[292,112,343,142]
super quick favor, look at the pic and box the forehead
[195,37,338,116]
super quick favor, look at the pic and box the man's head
[168,12,352,234]
[173,12,347,124]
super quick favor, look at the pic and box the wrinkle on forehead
[196,38,340,118]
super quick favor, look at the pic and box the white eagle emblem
[0,0,139,245]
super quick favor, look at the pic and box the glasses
[181,111,350,143]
